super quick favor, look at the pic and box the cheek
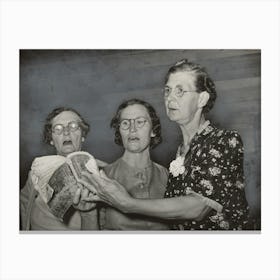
[72,132,82,143]
[164,99,173,113]
[181,96,198,111]
[120,130,128,142]
[52,135,62,146]
[142,128,153,142]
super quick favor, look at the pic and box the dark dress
[164,122,251,230]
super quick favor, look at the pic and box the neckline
[197,120,210,135]
[119,157,152,171]
[177,120,210,158]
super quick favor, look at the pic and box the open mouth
[128,136,140,142]
[167,102,179,111]
[168,107,178,112]
[63,140,73,146]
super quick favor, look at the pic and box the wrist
[119,196,135,213]
[79,206,96,214]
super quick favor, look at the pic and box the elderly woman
[77,99,170,230]
[20,107,100,230]
[81,59,251,230]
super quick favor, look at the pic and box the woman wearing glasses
[81,59,251,230]
[20,107,102,230]
[80,99,169,230]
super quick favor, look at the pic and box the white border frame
[1,1,280,280]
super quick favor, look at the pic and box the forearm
[83,171,212,221]
[121,195,208,220]
[80,209,99,230]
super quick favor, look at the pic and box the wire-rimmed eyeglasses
[52,121,81,135]
[119,117,148,130]
[163,86,197,98]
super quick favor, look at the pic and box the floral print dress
[164,121,250,230]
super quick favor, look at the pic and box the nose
[129,119,137,132]
[165,95,176,108]
[165,89,176,102]
[63,127,70,136]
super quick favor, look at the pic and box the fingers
[83,193,102,202]
[81,171,103,191]
[73,188,81,205]
[99,169,109,180]
[81,188,89,201]
[96,159,108,168]
[77,177,98,193]
[87,192,96,200]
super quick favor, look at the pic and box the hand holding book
[46,151,102,220]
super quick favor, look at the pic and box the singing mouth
[167,102,179,111]
[168,107,178,111]
[128,136,140,142]
[63,140,73,146]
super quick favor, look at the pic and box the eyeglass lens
[120,117,147,130]
[52,121,80,135]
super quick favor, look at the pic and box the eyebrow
[164,84,183,87]
[120,116,148,120]
[52,120,80,126]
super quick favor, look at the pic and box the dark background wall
[20,49,261,219]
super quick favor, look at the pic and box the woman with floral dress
[79,59,251,230]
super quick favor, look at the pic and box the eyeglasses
[52,121,81,135]
[119,117,148,130]
[163,86,197,98]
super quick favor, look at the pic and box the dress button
[139,184,144,189]
[136,172,144,179]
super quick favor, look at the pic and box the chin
[167,110,178,118]
[167,114,179,122]
[127,146,141,153]
[62,148,76,156]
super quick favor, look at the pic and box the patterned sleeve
[203,131,250,230]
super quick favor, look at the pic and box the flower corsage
[169,156,186,177]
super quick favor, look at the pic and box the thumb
[100,169,109,180]
[96,159,108,168]
[73,188,81,205]
[83,194,102,203]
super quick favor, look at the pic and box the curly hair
[110,99,162,149]
[164,59,217,113]
[43,107,90,145]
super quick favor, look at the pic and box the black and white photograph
[1,0,280,280]
[20,49,261,231]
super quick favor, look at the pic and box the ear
[82,137,85,142]
[50,140,54,145]
[198,91,210,109]
[151,131,156,138]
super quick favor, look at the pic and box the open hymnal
[31,151,99,221]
